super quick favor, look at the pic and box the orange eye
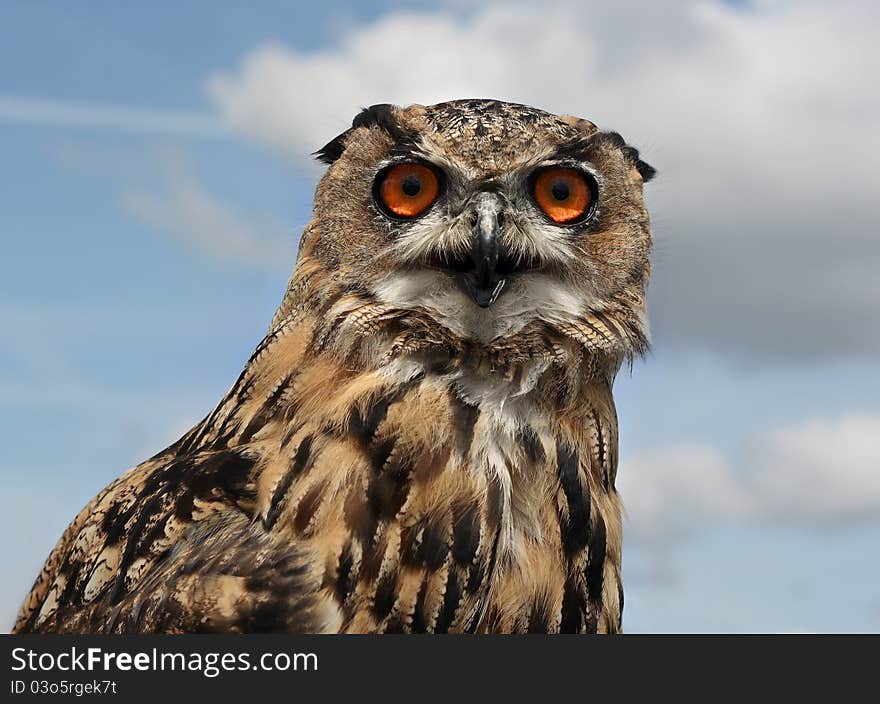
[532,167,593,223]
[377,163,440,218]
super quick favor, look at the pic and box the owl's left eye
[531,167,595,224]
[375,162,441,219]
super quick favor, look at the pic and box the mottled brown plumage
[15,99,654,634]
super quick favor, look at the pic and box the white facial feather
[371,269,594,343]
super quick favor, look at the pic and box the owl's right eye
[531,167,595,224]
[375,163,441,218]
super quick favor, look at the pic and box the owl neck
[275,253,643,394]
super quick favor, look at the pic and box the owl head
[301,99,654,358]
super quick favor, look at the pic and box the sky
[1,0,878,633]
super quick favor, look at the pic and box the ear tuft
[619,142,656,183]
[558,114,598,135]
[636,159,656,183]
[314,134,348,164]
[351,104,402,136]
[314,104,404,165]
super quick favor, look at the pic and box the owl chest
[262,366,615,633]
[441,385,620,634]
[461,409,577,633]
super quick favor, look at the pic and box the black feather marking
[350,377,422,446]
[238,373,294,444]
[452,503,481,567]
[434,571,462,633]
[486,476,504,528]
[560,578,585,634]
[367,450,414,520]
[373,570,397,621]
[384,614,407,633]
[292,480,327,533]
[527,595,554,634]
[263,434,313,530]
[279,420,306,449]
[400,517,448,570]
[587,512,607,604]
[108,494,166,604]
[368,437,396,474]
[464,492,504,628]
[466,560,485,594]
[358,527,386,581]
[556,439,590,554]
[411,580,430,633]
[350,397,394,445]
[418,519,450,571]
[399,523,420,567]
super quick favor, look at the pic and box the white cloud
[748,416,880,523]
[0,95,229,139]
[123,152,296,270]
[204,3,628,157]
[618,414,880,541]
[618,444,750,541]
[205,1,715,157]
[204,0,880,359]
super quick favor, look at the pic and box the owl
[14,99,654,634]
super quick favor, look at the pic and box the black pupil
[402,174,421,197]
[551,180,570,201]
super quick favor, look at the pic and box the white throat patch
[372,270,590,343]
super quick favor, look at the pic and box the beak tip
[460,275,506,308]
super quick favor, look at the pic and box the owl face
[309,100,654,343]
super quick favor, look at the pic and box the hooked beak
[458,193,506,307]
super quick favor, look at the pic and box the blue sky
[2,0,879,632]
